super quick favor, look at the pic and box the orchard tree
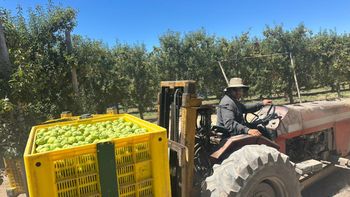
[71,36,128,113]
[153,31,185,81]
[262,24,312,103]
[312,31,350,96]
[114,44,158,119]
[0,4,79,158]
[0,9,12,98]
[181,30,219,97]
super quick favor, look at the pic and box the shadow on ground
[302,168,350,197]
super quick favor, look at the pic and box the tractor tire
[202,144,301,197]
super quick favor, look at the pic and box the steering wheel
[244,105,280,139]
[244,105,277,128]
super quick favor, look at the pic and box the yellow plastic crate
[4,158,27,196]
[24,114,171,197]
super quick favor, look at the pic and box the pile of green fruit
[35,118,147,153]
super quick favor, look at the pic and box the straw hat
[224,78,249,91]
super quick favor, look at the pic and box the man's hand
[262,99,272,106]
[248,129,262,136]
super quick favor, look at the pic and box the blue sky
[1,0,350,48]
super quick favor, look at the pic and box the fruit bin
[4,158,27,197]
[24,113,171,197]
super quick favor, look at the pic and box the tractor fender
[210,134,280,162]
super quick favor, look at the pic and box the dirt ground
[302,168,350,197]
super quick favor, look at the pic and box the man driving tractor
[217,77,272,136]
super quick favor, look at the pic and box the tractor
[160,80,350,197]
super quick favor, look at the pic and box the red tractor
[159,81,350,197]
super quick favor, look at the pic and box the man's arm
[242,99,272,113]
[242,102,264,113]
[220,107,250,135]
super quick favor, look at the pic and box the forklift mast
[157,80,202,197]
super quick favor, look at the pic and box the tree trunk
[336,81,341,98]
[287,80,294,104]
[116,103,120,114]
[16,103,27,153]
[138,105,144,119]
[139,112,144,120]
[288,92,294,104]
[65,30,79,95]
[0,151,4,169]
[0,20,11,78]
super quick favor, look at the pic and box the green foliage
[310,31,350,90]
[151,24,350,101]
[71,36,128,113]
[114,44,158,118]
[154,30,221,98]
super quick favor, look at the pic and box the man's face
[229,88,244,99]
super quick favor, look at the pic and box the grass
[130,111,158,123]
[269,89,350,105]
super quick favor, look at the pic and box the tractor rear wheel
[202,144,301,197]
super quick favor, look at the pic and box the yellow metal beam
[160,80,196,89]
[180,94,202,196]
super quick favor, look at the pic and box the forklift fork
[168,140,188,197]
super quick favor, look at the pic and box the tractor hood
[264,99,350,136]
